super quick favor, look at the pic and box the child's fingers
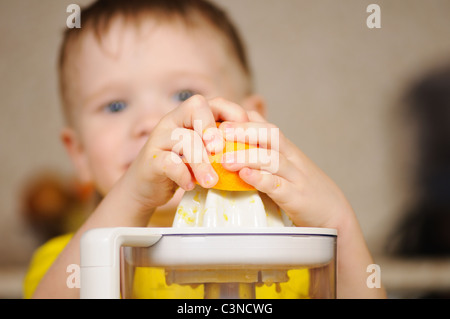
[220,146,304,211]
[219,120,305,168]
[246,110,267,123]
[180,95,217,134]
[221,148,300,182]
[166,127,210,163]
[149,127,219,188]
[161,95,251,155]
[238,167,293,206]
[207,97,250,123]
[205,97,252,153]
[151,95,261,189]
[162,152,195,191]
[173,95,247,154]
[148,150,218,192]
[148,127,207,159]
[147,150,195,192]
[218,121,284,153]
[159,95,220,152]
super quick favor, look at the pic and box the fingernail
[186,181,195,191]
[203,129,214,142]
[203,172,217,187]
[206,136,223,153]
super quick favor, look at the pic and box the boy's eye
[173,90,196,102]
[105,101,127,113]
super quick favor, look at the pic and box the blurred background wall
[1,0,450,297]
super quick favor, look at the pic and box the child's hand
[122,95,250,212]
[219,111,353,229]
[219,111,388,299]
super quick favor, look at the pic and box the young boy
[24,0,386,299]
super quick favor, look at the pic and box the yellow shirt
[23,233,310,299]
[23,233,74,299]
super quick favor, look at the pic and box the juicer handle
[80,227,162,299]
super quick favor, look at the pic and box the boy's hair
[58,0,252,124]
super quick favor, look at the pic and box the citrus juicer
[80,184,337,298]
[80,127,336,298]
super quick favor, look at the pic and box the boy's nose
[132,112,160,139]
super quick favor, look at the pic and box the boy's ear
[61,127,92,184]
[241,94,267,119]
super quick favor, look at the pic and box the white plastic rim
[124,227,337,269]
[138,226,337,236]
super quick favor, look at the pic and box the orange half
[196,122,256,191]
[207,140,256,191]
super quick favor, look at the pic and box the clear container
[80,227,336,299]
[118,228,337,299]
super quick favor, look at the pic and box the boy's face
[62,18,261,195]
